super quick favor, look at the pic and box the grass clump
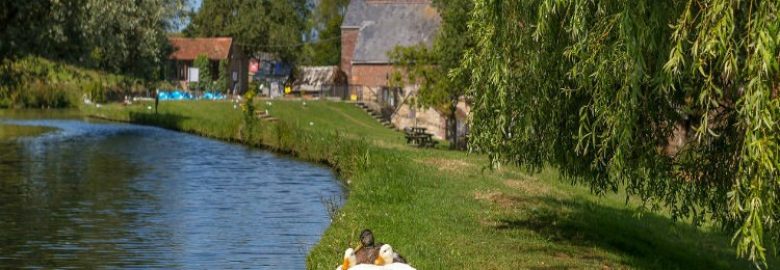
[85,99,776,269]
[0,124,56,140]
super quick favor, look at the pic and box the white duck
[374,244,416,270]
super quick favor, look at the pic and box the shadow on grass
[128,111,190,131]
[491,195,763,270]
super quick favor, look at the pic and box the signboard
[270,82,280,98]
[188,68,199,82]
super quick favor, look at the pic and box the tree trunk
[448,97,458,150]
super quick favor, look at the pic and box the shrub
[217,59,229,93]
[19,80,75,108]
[193,54,211,91]
[85,80,105,104]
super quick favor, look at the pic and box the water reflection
[0,117,343,268]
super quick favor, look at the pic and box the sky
[191,0,202,10]
[176,0,202,31]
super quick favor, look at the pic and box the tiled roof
[168,37,233,60]
[342,0,440,64]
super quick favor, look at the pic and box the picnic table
[404,127,438,148]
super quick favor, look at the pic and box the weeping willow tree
[462,0,779,266]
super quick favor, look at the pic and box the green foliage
[240,89,258,142]
[217,59,229,93]
[0,56,133,108]
[18,80,76,108]
[389,45,444,111]
[389,0,474,147]
[157,80,176,91]
[186,0,309,63]
[462,0,780,266]
[194,54,212,90]
[0,0,186,108]
[303,0,350,65]
[242,89,257,117]
[85,80,106,104]
[1,0,187,79]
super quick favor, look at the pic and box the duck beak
[342,258,350,269]
[374,256,385,265]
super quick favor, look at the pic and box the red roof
[168,37,233,60]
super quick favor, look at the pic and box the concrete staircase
[355,102,397,130]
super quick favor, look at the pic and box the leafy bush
[157,80,176,91]
[84,80,105,104]
[19,80,77,108]
[217,59,229,93]
[240,90,258,142]
[1,56,141,108]
[193,54,211,91]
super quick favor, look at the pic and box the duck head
[374,244,394,266]
[339,248,357,269]
[359,229,375,247]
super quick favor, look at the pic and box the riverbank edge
[86,113,363,179]
[0,124,57,140]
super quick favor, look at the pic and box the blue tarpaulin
[157,90,224,101]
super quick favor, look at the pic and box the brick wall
[340,29,358,78]
[350,64,393,86]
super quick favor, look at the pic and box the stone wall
[391,89,470,140]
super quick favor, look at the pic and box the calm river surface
[0,111,343,269]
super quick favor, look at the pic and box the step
[354,102,398,131]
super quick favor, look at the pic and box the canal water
[0,112,343,269]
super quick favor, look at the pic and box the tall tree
[389,0,474,149]
[0,0,188,79]
[462,0,780,266]
[303,0,349,65]
[186,0,310,63]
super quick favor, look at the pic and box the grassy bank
[0,124,56,140]
[84,100,772,269]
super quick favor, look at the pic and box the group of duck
[336,229,416,270]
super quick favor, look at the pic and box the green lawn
[85,99,771,269]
